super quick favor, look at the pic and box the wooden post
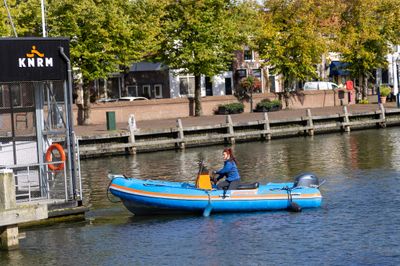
[306,109,314,136]
[343,106,350,132]
[226,115,235,144]
[0,169,19,250]
[262,112,271,140]
[176,119,185,149]
[378,103,386,128]
[128,114,137,155]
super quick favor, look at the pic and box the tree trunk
[81,83,91,125]
[194,75,202,116]
[363,75,368,100]
[76,84,84,125]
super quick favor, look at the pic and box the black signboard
[0,38,70,82]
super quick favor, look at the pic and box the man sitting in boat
[213,148,241,190]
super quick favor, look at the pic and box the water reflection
[79,128,400,211]
[3,128,399,265]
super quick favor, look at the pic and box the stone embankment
[74,103,400,158]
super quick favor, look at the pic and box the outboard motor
[293,172,319,188]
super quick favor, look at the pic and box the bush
[380,86,391,97]
[255,99,282,112]
[216,102,244,114]
[235,76,262,101]
[358,99,369,104]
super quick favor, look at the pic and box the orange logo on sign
[26,46,44,58]
[19,45,53,68]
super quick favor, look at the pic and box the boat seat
[236,182,259,190]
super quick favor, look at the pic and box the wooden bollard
[306,109,314,136]
[226,115,235,144]
[343,106,350,132]
[262,112,271,140]
[176,119,185,149]
[1,169,48,250]
[378,104,386,128]
[128,114,137,154]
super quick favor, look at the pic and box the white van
[303,82,338,90]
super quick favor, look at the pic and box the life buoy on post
[45,143,66,171]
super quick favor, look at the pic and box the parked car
[303,82,339,90]
[118,96,148,102]
[97,98,118,103]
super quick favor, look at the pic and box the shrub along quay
[74,104,400,158]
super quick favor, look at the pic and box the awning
[329,61,350,76]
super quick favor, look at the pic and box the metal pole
[60,47,77,198]
[3,0,18,37]
[40,0,46,37]
[393,54,399,107]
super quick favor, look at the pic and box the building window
[0,85,5,108]
[179,75,195,96]
[142,85,151,98]
[244,48,253,61]
[154,84,162,98]
[127,85,138,97]
[252,69,262,78]
[236,69,247,79]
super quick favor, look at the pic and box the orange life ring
[45,143,66,171]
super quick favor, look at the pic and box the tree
[155,0,258,116]
[338,0,400,99]
[0,0,18,36]
[47,0,164,124]
[258,0,340,93]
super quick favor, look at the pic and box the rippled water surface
[1,128,400,265]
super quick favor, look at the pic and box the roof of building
[129,62,167,72]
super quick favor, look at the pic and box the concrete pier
[0,169,48,250]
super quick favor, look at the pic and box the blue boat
[108,168,323,216]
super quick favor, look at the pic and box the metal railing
[1,161,69,202]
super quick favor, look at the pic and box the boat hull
[109,176,322,215]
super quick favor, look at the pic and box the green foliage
[257,0,337,91]
[235,76,261,101]
[338,0,400,97]
[155,0,259,115]
[358,99,369,104]
[217,102,244,114]
[239,76,261,91]
[255,99,282,112]
[380,86,391,97]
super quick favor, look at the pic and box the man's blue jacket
[216,160,240,182]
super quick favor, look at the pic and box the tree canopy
[338,0,400,97]
[258,0,340,91]
[154,0,260,115]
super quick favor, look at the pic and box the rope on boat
[106,177,121,203]
[282,186,302,212]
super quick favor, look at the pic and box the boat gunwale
[109,183,322,201]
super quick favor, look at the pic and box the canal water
[2,128,400,265]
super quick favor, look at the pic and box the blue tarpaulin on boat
[329,61,350,76]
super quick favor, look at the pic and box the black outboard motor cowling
[293,173,319,188]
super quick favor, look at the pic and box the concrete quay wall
[76,104,400,158]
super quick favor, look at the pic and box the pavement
[74,103,397,137]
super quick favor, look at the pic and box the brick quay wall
[73,90,351,125]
